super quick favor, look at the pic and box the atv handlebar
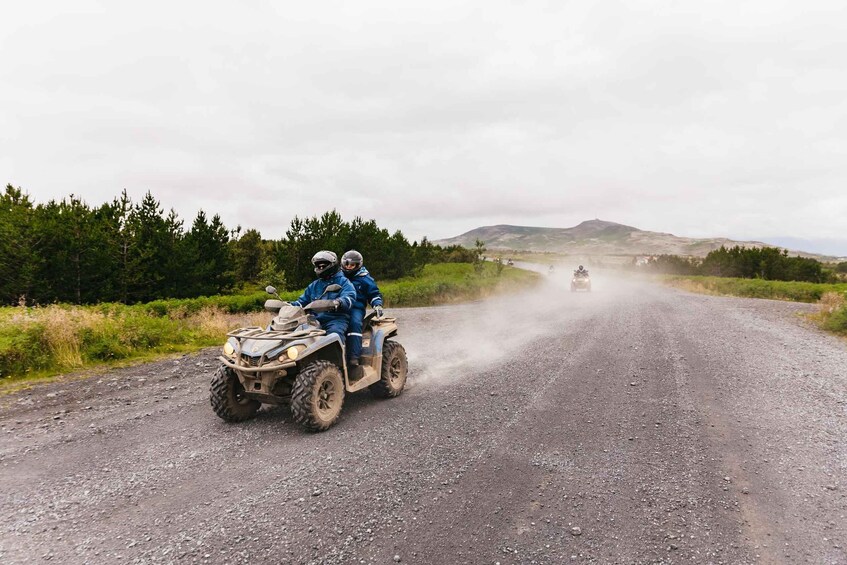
[264,299,287,312]
[304,299,337,313]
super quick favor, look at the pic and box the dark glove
[373,305,384,318]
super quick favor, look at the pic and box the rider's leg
[321,318,349,343]
[346,307,365,365]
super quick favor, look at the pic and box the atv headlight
[223,341,235,356]
[282,345,305,361]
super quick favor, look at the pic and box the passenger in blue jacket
[290,251,357,340]
[341,250,384,367]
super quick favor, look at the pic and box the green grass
[381,262,538,307]
[662,275,847,336]
[822,306,847,334]
[661,275,847,303]
[0,263,539,385]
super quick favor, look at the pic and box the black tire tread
[290,360,344,432]
[210,365,260,422]
[370,341,408,398]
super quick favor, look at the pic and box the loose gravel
[0,276,845,564]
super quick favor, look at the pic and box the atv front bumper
[218,355,296,374]
[219,355,297,403]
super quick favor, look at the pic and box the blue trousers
[320,318,349,342]
[345,307,366,361]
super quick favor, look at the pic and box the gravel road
[1,275,845,564]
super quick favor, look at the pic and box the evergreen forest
[0,185,475,305]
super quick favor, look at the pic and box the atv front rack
[219,355,295,373]
[227,326,326,340]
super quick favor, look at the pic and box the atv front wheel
[210,365,260,422]
[370,341,408,398]
[290,361,345,432]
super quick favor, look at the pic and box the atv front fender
[297,334,348,383]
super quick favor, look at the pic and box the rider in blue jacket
[341,250,384,366]
[290,251,357,340]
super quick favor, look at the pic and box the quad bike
[210,285,408,432]
[570,271,591,292]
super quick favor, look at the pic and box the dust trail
[398,264,642,389]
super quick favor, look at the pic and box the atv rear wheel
[210,365,260,422]
[290,361,345,432]
[370,341,408,398]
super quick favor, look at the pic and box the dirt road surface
[1,275,845,564]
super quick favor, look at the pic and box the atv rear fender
[356,317,399,387]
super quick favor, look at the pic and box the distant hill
[433,219,835,259]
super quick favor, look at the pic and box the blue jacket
[345,266,383,311]
[291,270,357,325]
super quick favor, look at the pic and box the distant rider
[575,265,588,277]
[290,251,357,340]
[341,250,384,367]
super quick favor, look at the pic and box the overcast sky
[2,0,846,253]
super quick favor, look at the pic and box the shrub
[817,292,847,335]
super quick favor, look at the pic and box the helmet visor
[313,260,332,274]
[341,258,361,271]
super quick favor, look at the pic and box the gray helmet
[341,250,363,275]
[311,250,339,279]
[578,265,584,270]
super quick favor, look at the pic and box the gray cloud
[2,0,846,250]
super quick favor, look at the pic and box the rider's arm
[366,277,383,308]
[334,278,356,312]
[290,281,315,307]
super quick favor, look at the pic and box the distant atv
[210,285,408,432]
[571,271,591,292]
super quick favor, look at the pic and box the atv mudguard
[295,332,348,383]
[351,315,399,391]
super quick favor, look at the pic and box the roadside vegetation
[661,275,847,303]
[631,246,847,335]
[637,245,837,283]
[661,276,847,336]
[1,185,543,384]
[631,245,847,336]
[0,262,538,383]
[810,292,847,336]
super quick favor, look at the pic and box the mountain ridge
[433,219,838,259]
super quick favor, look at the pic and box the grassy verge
[381,262,539,307]
[662,275,847,303]
[662,275,847,336]
[809,292,847,336]
[0,263,539,384]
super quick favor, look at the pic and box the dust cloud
[398,263,639,389]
